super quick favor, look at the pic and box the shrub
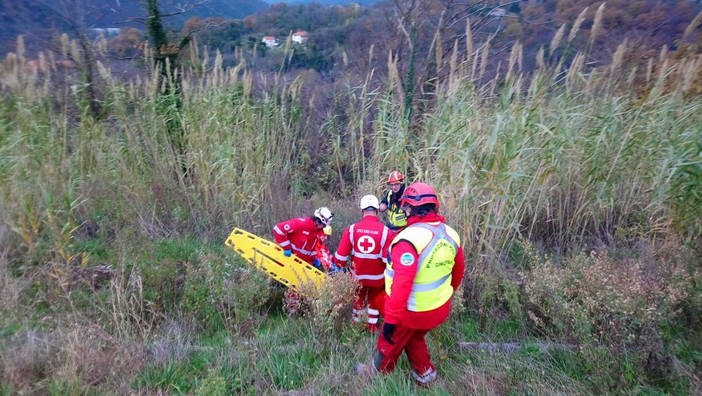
[522,238,700,390]
[298,271,359,342]
[183,253,270,335]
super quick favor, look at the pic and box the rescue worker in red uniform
[333,195,392,332]
[379,170,407,231]
[357,182,465,387]
[273,207,334,270]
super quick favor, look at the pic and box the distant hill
[0,0,270,55]
[266,0,380,5]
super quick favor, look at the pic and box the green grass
[1,17,701,394]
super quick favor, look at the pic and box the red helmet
[387,170,404,184]
[400,182,440,210]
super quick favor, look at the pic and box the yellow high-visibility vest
[385,190,408,228]
[385,222,460,312]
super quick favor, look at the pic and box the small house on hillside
[262,36,278,48]
[488,7,506,17]
[292,30,310,44]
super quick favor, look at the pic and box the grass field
[1,20,701,394]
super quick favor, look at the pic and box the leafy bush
[522,238,700,390]
[298,271,359,342]
[184,253,270,335]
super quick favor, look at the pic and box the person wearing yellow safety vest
[378,170,407,231]
[356,182,465,387]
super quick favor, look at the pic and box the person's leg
[365,286,383,332]
[404,329,437,386]
[372,323,413,373]
[352,286,367,325]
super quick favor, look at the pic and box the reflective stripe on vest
[386,190,408,228]
[291,244,316,257]
[385,222,459,312]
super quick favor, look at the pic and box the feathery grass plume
[2,53,19,90]
[646,57,654,84]
[213,50,223,84]
[550,24,566,58]
[589,3,605,50]
[682,11,702,41]
[387,50,405,112]
[658,44,668,64]
[655,58,670,91]
[679,57,701,95]
[16,35,25,64]
[506,41,523,83]
[610,39,627,77]
[465,19,473,79]
[478,37,491,82]
[568,7,589,43]
[61,33,69,59]
[448,39,459,94]
[434,30,443,71]
[566,52,586,89]
[536,46,545,70]
[626,66,638,89]
[96,34,108,57]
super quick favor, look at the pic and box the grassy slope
[1,21,701,395]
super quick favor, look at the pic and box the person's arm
[380,226,394,264]
[384,240,418,324]
[333,226,352,268]
[379,192,389,212]
[273,218,298,253]
[451,245,466,291]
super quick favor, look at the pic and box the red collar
[407,212,445,225]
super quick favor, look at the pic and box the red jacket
[384,213,465,330]
[333,215,392,287]
[272,217,323,264]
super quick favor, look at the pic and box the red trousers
[353,285,384,328]
[373,323,435,376]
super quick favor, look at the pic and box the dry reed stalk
[646,58,654,84]
[683,11,702,41]
[536,47,545,70]
[589,3,605,50]
[610,39,627,77]
[478,38,490,82]
[506,41,523,83]
[550,25,565,57]
[465,19,473,73]
[387,50,405,113]
[566,52,586,89]
[569,7,589,43]
[655,58,670,89]
[679,57,701,95]
[449,40,459,95]
[435,30,443,70]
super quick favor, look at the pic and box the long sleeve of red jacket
[332,226,352,268]
[272,217,304,250]
[451,246,466,291]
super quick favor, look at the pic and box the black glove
[382,323,396,345]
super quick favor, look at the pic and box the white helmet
[359,194,379,210]
[314,207,334,226]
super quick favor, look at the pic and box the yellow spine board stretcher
[225,228,326,292]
